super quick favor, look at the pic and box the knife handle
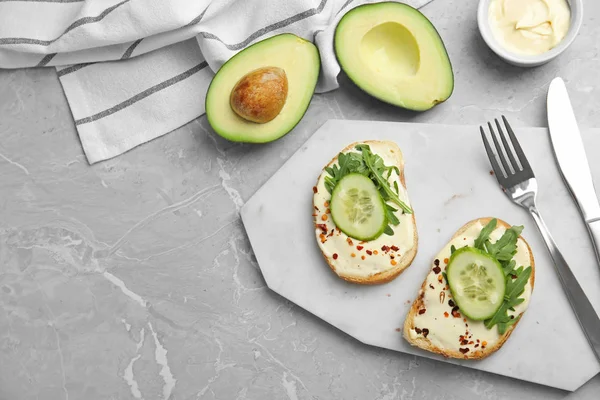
[528,205,600,362]
[586,220,600,267]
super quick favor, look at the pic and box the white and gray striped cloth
[0,0,432,164]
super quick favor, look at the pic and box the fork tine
[495,118,519,172]
[488,121,512,176]
[480,126,505,179]
[502,115,531,171]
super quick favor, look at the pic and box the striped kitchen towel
[0,0,433,164]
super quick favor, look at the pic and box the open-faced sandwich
[403,217,535,359]
[312,141,417,284]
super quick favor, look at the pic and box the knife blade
[547,77,600,262]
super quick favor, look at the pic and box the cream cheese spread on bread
[408,221,533,353]
[313,141,416,280]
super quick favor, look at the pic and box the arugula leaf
[474,218,497,250]
[484,266,532,334]
[323,144,413,235]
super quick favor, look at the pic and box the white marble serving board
[240,119,600,391]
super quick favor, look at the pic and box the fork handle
[528,204,600,362]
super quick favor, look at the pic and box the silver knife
[547,77,600,265]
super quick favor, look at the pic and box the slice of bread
[403,217,535,359]
[312,140,418,285]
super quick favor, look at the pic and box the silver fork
[481,115,600,361]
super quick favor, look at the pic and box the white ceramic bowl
[477,0,583,67]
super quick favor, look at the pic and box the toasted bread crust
[313,140,418,285]
[402,217,535,359]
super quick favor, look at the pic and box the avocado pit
[230,66,288,124]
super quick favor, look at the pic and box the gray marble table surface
[1,0,599,399]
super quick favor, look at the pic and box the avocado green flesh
[334,2,454,111]
[205,34,320,143]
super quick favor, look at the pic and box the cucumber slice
[446,247,506,321]
[330,173,387,241]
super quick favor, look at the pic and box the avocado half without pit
[334,2,454,111]
[206,34,320,143]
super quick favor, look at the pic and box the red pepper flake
[476,339,480,343]
[324,201,329,207]
[482,341,487,347]
[448,299,456,308]
[390,259,397,266]
[373,250,379,255]
[459,348,469,354]
[418,309,426,315]
[443,258,449,264]
[333,253,338,260]
[351,253,356,258]
[312,186,318,193]
[356,245,364,250]
[452,306,461,318]
[429,284,435,290]
[361,255,366,260]
[422,328,429,338]
[444,312,449,318]
[434,259,440,267]
[321,214,328,221]
[381,245,390,252]
[459,335,464,342]
[474,344,480,348]
[328,229,334,237]
[390,255,395,259]
[312,213,317,217]
[437,275,443,283]
[468,341,474,345]
[366,250,373,255]
[463,318,467,323]
[314,206,319,211]
[489,170,494,176]
[391,245,399,251]
[395,328,401,332]
[433,266,441,274]
[347,238,354,246]
[317,224,328,232]
[415,327,422,334]
[325,208,330,214]
[461,339,469,345]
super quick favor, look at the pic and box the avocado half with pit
[334,2,454,111]
[205,34,320,143]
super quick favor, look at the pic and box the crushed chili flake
[415,327,422,334]
[321,214,328,221]
[390,255,395,259]
[391,259,397,266]
[391,245,399,251]
[418,309,426,315]
[373,250,379,255]
[361,255,366,260]
[444,312,449,318]
[490,170,494,176]
[461,339,469,345]
[326,208,331,214]
[448,299,456,308]
[317,224,328,232]
[459,335,464,342]
[351,253,356,258]
[468,341,474,345]
[347,238,354,246]
[482,341,487,347]
[328,229,335,237]
[476,339,480,343]
[312,186,318,193]
[366,250,373,255]
[333,253,338,260]
[474,344,480,348]
[463,318,467,323]
[434,259,440,267]
[459,348,469,354]
[437,275,443,283]
[443,258,449,264]
[314,206,319,210]
[381,245,390,252]
[422,328,429,338]
[452,310,461,318]
[312,213,318,217]
[356,245,364,250]
[324,201,329,207]
[433,266,441,274]
[429,284,435,290]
